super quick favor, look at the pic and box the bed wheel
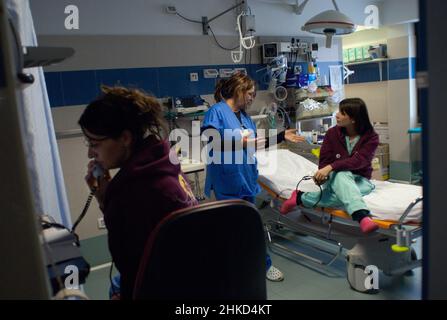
[274,224,284,232]
[264,223,282,232]
[404,248,418,277]
[346,259,379,294]
[410,248,418,260]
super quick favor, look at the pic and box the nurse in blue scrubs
[201,72,305,281]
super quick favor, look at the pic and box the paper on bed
[257,149,320,195]
[257,149,422,222]
[363,181,422,222]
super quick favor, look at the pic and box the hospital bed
[256,149,423,293]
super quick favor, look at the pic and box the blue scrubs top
[201,101,260,201]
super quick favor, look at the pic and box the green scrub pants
[301,171,375,215]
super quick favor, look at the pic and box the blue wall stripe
[45,62,344,108]
[44,58,414,107]
[345,57,416,85]
[410,57,416,79]
[45,64,271,108]
[44,72,64,106]
[346,61,388,83]
[389,57,412,80]
[60,70,98,106]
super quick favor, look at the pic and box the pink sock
[280,190,299,215]
[359,217,379,234]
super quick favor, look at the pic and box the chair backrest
[133,200,267,300]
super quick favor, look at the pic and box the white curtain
[7,0,71,226]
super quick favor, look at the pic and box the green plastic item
[343,49,349,63]
[355,47,363,61]
[391,244,410,253]
[348,48,356,62]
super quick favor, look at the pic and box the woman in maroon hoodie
[281,98,380,233]
[79,86,197,299]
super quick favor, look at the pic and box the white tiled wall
[344,82,388,123]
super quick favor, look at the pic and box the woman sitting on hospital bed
[280,98,380,234]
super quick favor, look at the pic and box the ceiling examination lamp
[300,0,356,48]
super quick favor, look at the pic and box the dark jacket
[103,136,197,299]
[319,126,379,179]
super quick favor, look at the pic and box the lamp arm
[294,0,310,15]
[207,1,245,24]
[332,0,339,11]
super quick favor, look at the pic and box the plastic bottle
[308,63,316,84]
[315,63,321,86]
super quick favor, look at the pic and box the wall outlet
[219,68,234,78]
[190,72,199,82]
[166,6,177,14]
[203,69,219,78]
[234,67,247,75]
[97,217,106,229]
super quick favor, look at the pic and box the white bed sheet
[257,149,422,222]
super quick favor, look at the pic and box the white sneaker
[266,265,284,282]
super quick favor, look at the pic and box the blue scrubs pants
[301,171,375,215]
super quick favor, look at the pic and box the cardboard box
[374,123,389,143]
[371,143,390,180]
[348,48,356,62]
[355,47,363,61]
[343,49,349,63]
[378,134,389,144]
[374,153,389,168]
[371,157,389,180]
[376,143,389,156]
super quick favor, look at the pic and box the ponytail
[79,86,168,146]
[213,72,255,104]
[214,78,227,103]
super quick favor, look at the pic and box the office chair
[133,200,267,300]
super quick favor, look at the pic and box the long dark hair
[214,72,255,104]
[339,98,374,135]
[78,86,168,146]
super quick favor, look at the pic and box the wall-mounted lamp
[300,0,356,48]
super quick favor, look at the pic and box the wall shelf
[295,113,336,134]
[344,58,389,83]
[344,58,388,66]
